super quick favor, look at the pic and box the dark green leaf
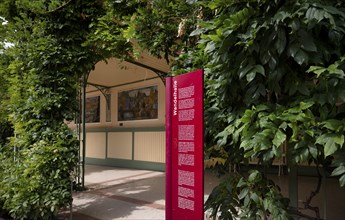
[316,134,344,157]
[299,30,317,52]
[339,174,345,187]
[275,28,286,55]
[272,129,286,147]
[293,49,308,65]
[239,188,249,199]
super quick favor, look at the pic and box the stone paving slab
[58,165,220,220]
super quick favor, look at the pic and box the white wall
[85,132,106,159]
[134,131,166,163]
[107,132,132,160]
[70,57,168,165]
[82,130,166,163]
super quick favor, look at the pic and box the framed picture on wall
[118,85,158,121]
[85,96,100,123]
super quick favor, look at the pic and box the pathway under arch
[69,53,171,188]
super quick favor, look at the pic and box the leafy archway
[1,0,345,219]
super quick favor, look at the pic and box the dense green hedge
[0,1,107,219]
[0,124,78,219]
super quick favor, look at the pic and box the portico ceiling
[87,53,171,90]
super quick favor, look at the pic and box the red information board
[166,69,204,220]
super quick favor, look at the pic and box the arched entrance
[69,54,170,188]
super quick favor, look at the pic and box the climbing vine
[1,0,345,219]
[118,0,345,219]
[0,0,115,218]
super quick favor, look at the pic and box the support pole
[289,165,298,219]
[82,72,87,189]
[322,169,327,220]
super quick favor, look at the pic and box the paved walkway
[58,165,219,220]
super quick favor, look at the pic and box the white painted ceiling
[87,53,171,89]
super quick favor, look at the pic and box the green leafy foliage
[0,0,112,218]
[0,124,78,219]
[205,170,291,220]
[128,0,345,218]
[193,0,345,218]
[122,0,201,62]
[0,56,13,149]
[121,0,345,217]
[1,0,345,219]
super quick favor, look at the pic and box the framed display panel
[118,85,158,121]
[85,96,100,123]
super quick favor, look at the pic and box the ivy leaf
[272,129,286,147]
[239,62,253,79]
[227,8,252,29]
[239,188,249,199]
[293,49,308,65]
[248,170,261,183]
[250,192,259,204]
[298,84,310,96]
[331,165,345,176]
[263,198,271,210]
[260,50,271,65]
[321,119,343,131]
[307,66,327,77]
[306,6,327,23]
[241,109,254,123]
[246,71,256,83]
[209,34,221,42]
[316,133,344,157]
[205,157,226,168]
[274,11,291,23]
[328,64,345,78]
[308,146,318,159]
[287,42,299,57]
[275,28,286,55]
[243,65,265,83]
[204,42,215,54]
[339,174,345,187]
[300,101,314,110]
[190,28,204,36]
[254,65,265,77]
[186,0,198,4]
